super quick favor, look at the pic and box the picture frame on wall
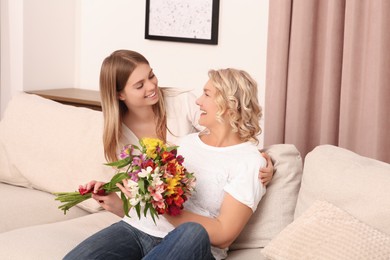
[145,0,220,45]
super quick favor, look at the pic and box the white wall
[23,0,77,91]
[1,1,269,144]
[78,1,269,99]
[0,0,77,117]
[0,0,23,117]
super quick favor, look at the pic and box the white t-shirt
[178,133,266,259]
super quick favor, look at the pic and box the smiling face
[196,80,224,129]
[118,63,159,109]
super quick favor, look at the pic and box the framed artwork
[145,0,220,45]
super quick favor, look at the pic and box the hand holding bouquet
[54,138,196,222]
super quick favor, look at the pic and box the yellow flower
[141,138,165,159]
[175,163,184,175]
[166,177,178,195]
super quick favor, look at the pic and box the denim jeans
[64,220,215,260]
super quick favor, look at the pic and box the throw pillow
[0,92,113,212]
[262,200,390,259]
[294,144,390,235]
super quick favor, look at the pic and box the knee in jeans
[178,222,209,241]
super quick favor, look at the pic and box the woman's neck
[125,106,155,123]
[200,125,243,147]
[123,107,158,139]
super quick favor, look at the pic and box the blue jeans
[64,221,215,260]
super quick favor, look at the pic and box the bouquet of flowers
[54,138,196,222]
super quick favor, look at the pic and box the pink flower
[148,184,165,202]
[119,144,134,159]
[152,199,165,210]
[78,186,106,196]
[132,154,145,166]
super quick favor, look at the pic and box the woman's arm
[165,193,253,249]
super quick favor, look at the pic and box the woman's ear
[117,92,125,101]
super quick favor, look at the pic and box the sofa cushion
[230,144,303,250]
[262,200,390,259]
[0,211,121,260]
[0,131,31,187]
[0,92,114,213]
[227,248,266,260]
[0,183,89,233]
[294,145,390,235]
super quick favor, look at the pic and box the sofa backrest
[0,92,113,212]
[295,144,390,235]
[230,144,303,250]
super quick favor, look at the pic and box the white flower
[144,193,151,201]
[126,180,139,198]
[127,179,138,188]
[129,197,140,206]
[138,166,153,178]
[151,176,163,187]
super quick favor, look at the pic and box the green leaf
[166,146,178,152]
[135,204,141,219]
[150,208,157,224]
[113,171,129,182]
[104,172,128,191]
[132,144,140,151]
[138,179,145,194]
[105,157,131,168]
[143,203,149,217]
[121,192,131,218]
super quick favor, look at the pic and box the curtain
[264,0,390,163]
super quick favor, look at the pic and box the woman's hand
[116,179,131,198]
[259,152,274,186]
[82,180,125,218]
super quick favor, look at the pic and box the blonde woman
[158,68,267,259]
[116,68,266,259]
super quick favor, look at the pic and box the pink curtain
[264,0,390,163]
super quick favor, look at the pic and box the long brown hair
[100,50,167,162]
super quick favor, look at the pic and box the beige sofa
[0,92,389,259]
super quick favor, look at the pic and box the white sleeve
[223,156,266,212]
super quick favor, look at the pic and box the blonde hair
[208,68,262,143]
[100,50,167,162]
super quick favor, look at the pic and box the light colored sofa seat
[0,183,89,233]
